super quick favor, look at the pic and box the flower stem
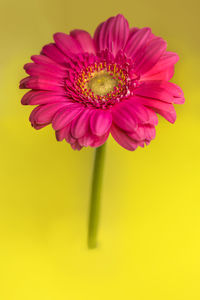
[88,143,106,249]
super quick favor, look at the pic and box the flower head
[20,14,184,151]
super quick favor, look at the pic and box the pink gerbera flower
[20,14,185,151]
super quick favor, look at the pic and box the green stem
[88,143,106,249]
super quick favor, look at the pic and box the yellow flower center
[75,62,128,108]
[87,70,119,96]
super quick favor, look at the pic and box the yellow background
[0,0,200,299]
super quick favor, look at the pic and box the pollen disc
[87,70,119,96]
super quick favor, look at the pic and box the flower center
[87,70,119,96]
[75,61,129,108]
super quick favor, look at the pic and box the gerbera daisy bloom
[20,14,184,151]
[20,14,185,249]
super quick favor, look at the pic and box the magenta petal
[24,63,66,78]
[31,54,56,65]
[123,101,151,124]
[70,109,92,138]
[128,123,156,142]
[131,95,174,112]
[78,133,95,147]
[54,33,82,56]
[94,17,114,52]
[70,30,96,54]
[93,21,104,50]
[127,27,139,38]
[94,14,129,56]
[160,81,185,104]
[111,124,139,151]
[145,108,159,126]
[134,38,167,75]
[124,27,151,58]
[134,124,156,141]
[56,125,71,141]
[29,106,43,128]
[41,43,71,65]
[126,102,159,126]
[56,124,78,144]
[135,81,173,103]
[128,125,146,141]
[65,125,76,144]
[142,51,179,80]
[52,104,84,130]
[109,14,129,56]
[78,131,109,148]
[131,96,176,123]
[153,108,177,123]
[31,55,67,70]
[90,132,109,148]
[30,102,70,125]
[90,109,112,136]
[71,141,83,151]
[21,91,69,105]
[19,76,64,91]
[141,66,175,81]
[112,102,137,132]
[135,80,185,104]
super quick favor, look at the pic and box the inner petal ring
[74,61,130,108]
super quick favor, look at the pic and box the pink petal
[153,107,177,123]
[131,96,176,123]
[90,109,112,136]
[24,63,66,78]
[31,55,67,70]
[65,125,76,144]
[160,81,185,104]
[134,38,167,75]
[90,132,110,148]
[53,33,82,56]
[123,101,155,125]
[41,43,71,65]
[131,95,174,112]
[30,102,70,125]
[29,106,44,129]
[135,81,172,103]
[141,66,175,81]
[70,30,96,54]
[128,27,139,37]
[144,107,159,125]
[127,125,146,141]
[21,91,69,105]
[56,124,77,144]
[52,104,84,130]
[94,14,129,56]
[70,109,92,138]
[112,101,138,132]
[93,21,104,50]
[141,51,179,80]
[111,124,139,151]
[19,76,65,91]
[94,16,114,52]
[71,141,83,151]
[78,132,95,147]
[55,125,71,141]
[78,132,110,148]
[127,123,156,142]
[134,124,156,141]
[135,80,185,104]
[124,27,151,58]
[144,125,156,140]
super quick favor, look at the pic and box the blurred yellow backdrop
[0,0,200,299]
